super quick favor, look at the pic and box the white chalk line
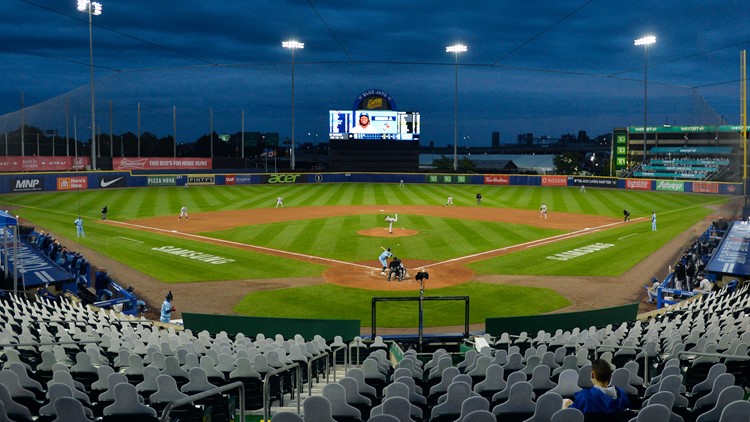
[618,233,638,240]
[117,236,143,243]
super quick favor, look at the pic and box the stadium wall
[0,171,741,195]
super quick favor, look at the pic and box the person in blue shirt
[94,269,113,301]
[160,291,175,323]
[74,216,85,237]
[378,247,393,274]
[564,359,630,414]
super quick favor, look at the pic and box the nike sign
[100,177,124,188]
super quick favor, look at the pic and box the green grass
[0,183,731,327]
[233,282,571,327]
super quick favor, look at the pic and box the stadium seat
[523,391,563,422]
[551,407,584,422]
[50,397,94,422]
[322,383,362,422]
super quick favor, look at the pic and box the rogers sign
[626,179,651,190]
[484,175,509,185]
[541,176,567,186]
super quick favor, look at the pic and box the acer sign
[113,157,212,170]
[264,174,304,184]
[0,156,90,172]
[540,176,568,186]
[625,179,651,190]
[484,175,510,185]
[56,176,88,191]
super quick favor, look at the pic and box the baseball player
[378,247,393,274]
[276,196,284,208]
[651,211,657,231]
[446,196,454,207]
[385,214,398,234]
[178,206,189,220]
[74,216,85,237]
[623,209,631,223]
[580,185,586,193]
[540,203,548,219]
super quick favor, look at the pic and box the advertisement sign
[692,182,719,194]
[484,175,510,185]
[147,176,176,186]
[613,129,628,171]
[187,175,215,186]
[427,175,467,184]
[655,180,685,192]
[234,175,254,185]
[264,174,304,184]
[10,177,44,192]
[98,175,127,189]
[541,176,568,186]
[56,176,88,191]
[113,157,212,170]
[225,175,236,185]
[625,179,651,190]
[0,156,90,172]
[572,177,617,187]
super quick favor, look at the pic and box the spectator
[563,359,630,414]
[94,268,114,301]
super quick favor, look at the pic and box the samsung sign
[10,177,44,192]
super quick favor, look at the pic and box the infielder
[446,197,454,206]
[378,247,392,274]
[276,196,284,208]
[385,214,398,234]
[74,217,85,237]
[178,206,189,220]
[651,211,657,231]
[540,203,548,219]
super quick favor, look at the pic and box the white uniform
[179,206,188,220]
[446,197,454,206]
[385,214,398,234]
[276,197,284,208]
[540,204,548,219]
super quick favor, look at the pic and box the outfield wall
[0,171,740,195]
[182,312,360,341]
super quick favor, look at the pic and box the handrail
[677,351,750,361]
[0,340,100,347]
[308,352,330,396]
[331,344,347,382]
[160,380,244,422]
[594,344,651,384]
[263,362,302,422]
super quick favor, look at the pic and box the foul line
[618,233,638,240]
[117,236,143,243]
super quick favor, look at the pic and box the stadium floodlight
[446,44,467,172]
[77,0,103,170]
[634,35,655,164]
[282,40,304,171]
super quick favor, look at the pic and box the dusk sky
[0,0,748,147]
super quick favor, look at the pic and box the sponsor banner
[225,175,236,185]
[188,175,215,185]
[0,156,90,172]
[655,180,685,192]
[540,176,567,186]
[484,175,509,185]
[10,177,43,192]
[234,175,254,185]
[625,179,651,190]
[147,176,176,186]
[426,174,468,184]
[98,175,127,189]
[572,177,617,187]
[692,182,719,194]
[56,176,88,191]
[264,173,305,184]
[113,157,212,170]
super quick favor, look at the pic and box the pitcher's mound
[358,227,419,237]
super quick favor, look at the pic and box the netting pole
[65,97,70,156]
[20,92,24,156]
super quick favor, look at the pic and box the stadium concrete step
[269,367,349,415]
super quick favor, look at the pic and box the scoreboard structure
[328,89,421,171]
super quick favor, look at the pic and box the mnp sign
[10,177,43,192]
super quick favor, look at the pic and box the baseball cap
[359,112,369,118]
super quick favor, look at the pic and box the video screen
[328,110,420,140]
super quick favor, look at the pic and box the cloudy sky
[0,0,748,147]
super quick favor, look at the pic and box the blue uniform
[160,299,173,323]
[74,218,85,237]
[378,249,392,272]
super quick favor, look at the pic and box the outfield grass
[0,183,730,326]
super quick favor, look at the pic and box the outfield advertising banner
[426,174,468,184]
[484,175,510,185]
[692,182,719,194]
[655,180,685,192]
[625,179,651,190]
[56,176,88,191]
[225,175,235,185]
[263,174,305,184]
[97,175,127,189]
[113,157,212,170]
[187,175,215,186]
[541,176,568,186]
[234,175,255,185]
[10,176,44,192]
[147,176,176,186]
[0,156,90,172]
[572,177,617,187]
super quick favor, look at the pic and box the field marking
[117,236,143,243]
[618,233,638,240]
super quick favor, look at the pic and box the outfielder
[378,247,392,274]
[178,206,189,220]
[74,217,85,237]
[446,197,454,206]
[385,214,398,234]
[276,196,284,208]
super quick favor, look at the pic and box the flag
[260,149,275,158]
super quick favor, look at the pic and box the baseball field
[0,182,736,329]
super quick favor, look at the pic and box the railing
[594,344,651,384]
[160,381,244,422]
[331,344,347,382]
[307,352,330,396]
[263,362,301,422]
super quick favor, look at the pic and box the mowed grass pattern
[0,183,730,326]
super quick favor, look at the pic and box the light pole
[77,0,102,171]
[283,40,304,171]
[446,44,467,172]
[634,35,655,165]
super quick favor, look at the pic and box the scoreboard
[329,110,420,141]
